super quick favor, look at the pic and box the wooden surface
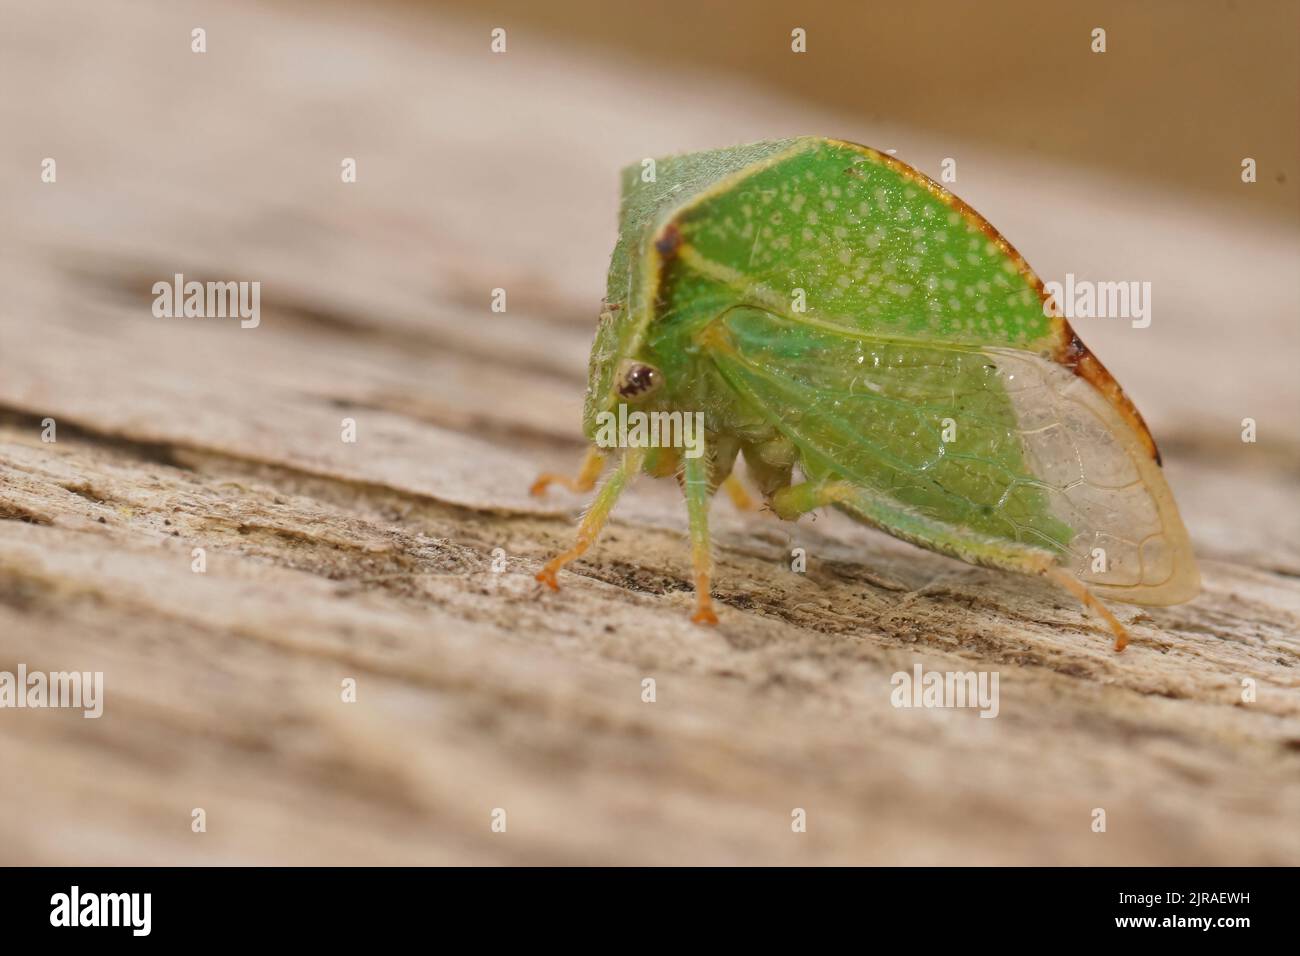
[1,0,1298,865]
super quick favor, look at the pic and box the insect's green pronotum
[533,137,1199,650]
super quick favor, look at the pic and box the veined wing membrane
[703,305,1198,604]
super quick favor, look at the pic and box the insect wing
[703,306,1196,603]
[668,138,1197,604]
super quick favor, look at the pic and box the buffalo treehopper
[532,137,1199,651]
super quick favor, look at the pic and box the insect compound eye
[616,361,661,400]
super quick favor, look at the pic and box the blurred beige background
[431,0,1298,225]
[0,0,1297,866]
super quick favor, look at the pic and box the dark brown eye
[617,361,661,399]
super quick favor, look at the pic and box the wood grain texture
[1,0,1297,865]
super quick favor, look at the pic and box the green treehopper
[532,137,1199,651]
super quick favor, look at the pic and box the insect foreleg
[683,448,719,625]
[536,448,641,590]
[530,447,607,497]
[643,446,681,478]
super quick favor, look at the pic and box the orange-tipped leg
[683,452,719,625]
[720,473,757,512]
[530,447,607,497]
[536,448,639,590]
[1046,568,1131,651]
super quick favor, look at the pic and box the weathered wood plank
[0,0,1297,865]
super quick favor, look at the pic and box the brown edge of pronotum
[824,137,1164,467]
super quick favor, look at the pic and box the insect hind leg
[769,479,856,520]
[772,480,1133,652]
[1044,567,1131,652]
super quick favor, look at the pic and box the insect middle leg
[719,474,757,511]
[530,446,607,497]
[682,450,719,625]
[536,448,641,590]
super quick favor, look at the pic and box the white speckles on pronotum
[670,141,1054,344]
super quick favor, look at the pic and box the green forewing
[708,305,1074,555]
